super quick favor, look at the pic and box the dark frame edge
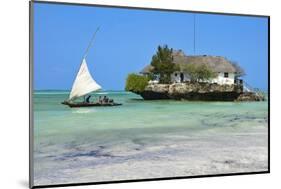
[32,0,270,18]
[267,16,270,173]
[29,1,35,188]
[29,1,271,189]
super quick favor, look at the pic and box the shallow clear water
[33,91,268,186]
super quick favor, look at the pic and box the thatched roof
[140,50,238,74]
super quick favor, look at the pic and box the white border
[1,0,279,189]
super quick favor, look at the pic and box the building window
[224,72,229,78]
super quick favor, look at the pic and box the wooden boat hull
[62,101,122,108]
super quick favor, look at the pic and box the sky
[34,2,268,91]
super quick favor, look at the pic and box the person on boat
[103,96,108,103]
[85,95,91,103]
[98,96,102,104]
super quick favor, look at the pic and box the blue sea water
[33,91,268,186]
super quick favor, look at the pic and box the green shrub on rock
[125,73,149,93]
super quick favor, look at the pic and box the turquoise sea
[33,91,268,186]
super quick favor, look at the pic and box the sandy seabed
[34,123,268,185]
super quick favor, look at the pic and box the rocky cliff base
[236,92,266,101]
[132,83,265,101]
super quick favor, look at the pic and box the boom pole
[83,27,100,59]
[67,27,100,102]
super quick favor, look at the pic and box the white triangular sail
[68,58,101,101]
